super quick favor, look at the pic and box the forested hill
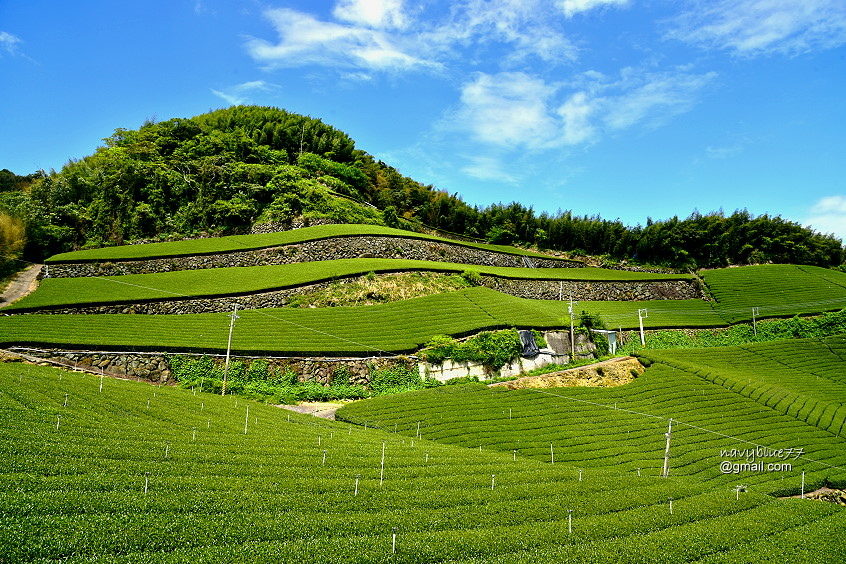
[0,105,843,271]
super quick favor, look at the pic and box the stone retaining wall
[13,347,412,386]
[479,276,703,301]
[17,274,704,315]
[45,235,581,278]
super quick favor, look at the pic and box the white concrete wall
[420,352,571,382]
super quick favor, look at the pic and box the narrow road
[0,264,42,308]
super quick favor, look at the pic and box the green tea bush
[422,329,523,370]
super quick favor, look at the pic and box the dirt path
[0,264,42,308]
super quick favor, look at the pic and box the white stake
[55,414,61,431]
[244,405,249,435]
[801,471,805,499]
[662,419,673,478]
[491,474,496,490]
[144,472,150,495]
[380,441,386,486]
[579,468,583,482]
[513,449,517,461]
[550,443,554,464]
[669,498,674,514]
[568,509,573,534]
[322,449,327,466]
[63,393,68,407]
[164,441,170,459]
[192,427,197,442]
[354,474,360,496]
[392,527,397,554]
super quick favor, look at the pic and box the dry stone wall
[19,273,704,315]
[45,235,581,278]
[14,347,411,387]
[478,276,703,301]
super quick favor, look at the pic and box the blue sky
[2,0,845,241]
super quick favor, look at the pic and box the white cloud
[557,0,628,18]
[333,0,408,29]
[667,0,846,56]
[0,31,22,56]
[450,67,715,151]
[456,72,562,149]
[211,80,278,106]
[461,154,520,183]
[245,7,432,71]
[245,1,578,74]
[804,195,846,241]
[602,70,718,130]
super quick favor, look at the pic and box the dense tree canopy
[0,106,842,270]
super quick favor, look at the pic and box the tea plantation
[44,224,570,263]
[2,361,844,563]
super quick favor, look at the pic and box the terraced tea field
[338,335,846,496]
[2,361,844,563]
[4,259,692,312]
[0,288,724,355]
[45,224,573,263]
[701,264,846,323]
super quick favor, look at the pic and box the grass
[701,264,846,323]
[45,224,581,264]
[0,289,727,355]
[337,335,846,497]
[2,360,845,563]
[4,259,693,312]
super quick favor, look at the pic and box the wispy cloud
[245,7,435,72]
[211,80,278,106]
[804,195,846,241]
[333,0,409,30]
[461,154,520,183]
[667,0,846,56]
[0,31,22,56]
[450,67,717,151]
[244,1,578,74]
[556,0,628,18]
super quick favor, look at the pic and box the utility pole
[638,308,648,346]
[221,303,241,396]
[662,418,673,478]
[752,307,759,337]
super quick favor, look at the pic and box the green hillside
[8,260,689,312]
[702,264,846,323]
[0,288,728,355]
[2,361,844,563]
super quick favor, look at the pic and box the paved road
[0,264,42,308]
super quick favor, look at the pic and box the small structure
[591,329,618,355]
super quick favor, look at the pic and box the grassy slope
[701,264,846,323]
[338,335,846,496]
[45,224,579,263]
[2,362,844,563]
[0,289,723,355]
[6,259,691,311]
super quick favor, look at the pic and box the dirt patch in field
[278,402,345,420]
[781,487,846,505]
[490,356,645,389]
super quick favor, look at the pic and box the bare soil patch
[490,356,645,390]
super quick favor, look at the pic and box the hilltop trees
[0,105,842,269]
